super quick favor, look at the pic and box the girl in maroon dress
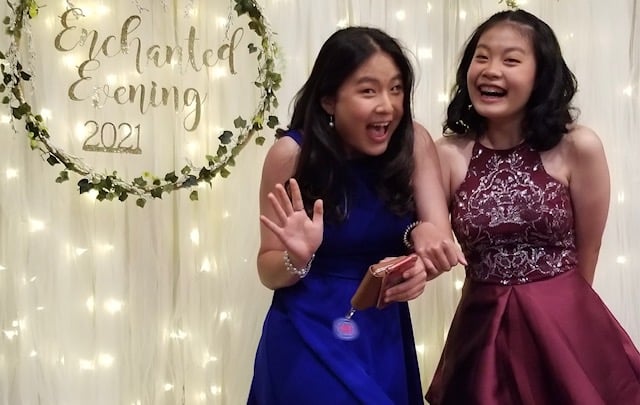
[413,9,640,404]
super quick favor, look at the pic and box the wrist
[283,251,315,278]
[403,220,423,250]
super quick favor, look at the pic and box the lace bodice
[451,141,577,285]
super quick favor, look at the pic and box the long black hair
[284,26,415,221]
[445,9,578,150]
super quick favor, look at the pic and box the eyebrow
[476,44,527,54]
[354,74,403,85]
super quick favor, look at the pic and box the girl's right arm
[257,137,323,290]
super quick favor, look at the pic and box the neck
[481,119,524,149]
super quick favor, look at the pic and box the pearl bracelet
[283,251,315,278]
[403,220,423,250]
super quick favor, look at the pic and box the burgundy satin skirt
[426,270,640,405]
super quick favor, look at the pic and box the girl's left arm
[568,126,611,284]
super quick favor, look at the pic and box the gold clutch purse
[350,255,418,311]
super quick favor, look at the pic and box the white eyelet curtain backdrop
[0,0,638,404]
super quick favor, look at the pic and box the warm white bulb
[395,10,406,21]
[415,344,425,354]
[454,280,464,290]
[215,17,228,28]
[211,66,227,79]
[187,141,199,155]
[459,10,467,20]
[104,299,124,314]
[210,386,222,395]
[40,108,52,121]
[623,86,633,96]
[3,330,18,340]
[29,219,46,233]
[200,258,211,273]
[616,256,627,265]
[163,383,174,392]
[618,191,625,203]
[96,5,110,16]
[79,359,95,371]
[190,229,200,245]
[86,296,95,312]
[98,353,114,368]
[85,189,99,201]
[169,329,188,340]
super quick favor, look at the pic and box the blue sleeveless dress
[249,131,423,404]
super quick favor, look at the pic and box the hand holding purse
[350,255,418,311]
[333,255,418,341]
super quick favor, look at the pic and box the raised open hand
[260,178,324,266]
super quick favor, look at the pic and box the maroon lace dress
[426,141,640,405]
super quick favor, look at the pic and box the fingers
[385,264,427,302]
[311,199,324,227]
[267,192,289,224]
[457,248,468,266]
[259,214,284,239]
[273,183,294,216]
[288,178,305,212]
[415,240,465,274]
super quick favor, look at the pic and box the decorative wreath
[1,0,281,207]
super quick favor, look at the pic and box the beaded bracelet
[283,250,315,278]
[402,220,423,250]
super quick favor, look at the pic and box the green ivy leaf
[136,198,146,208]
[46,155,59,166]
[267,115,279,128]
[55,170,69,183]
[164,172,178,183]
[189,190,199,201]
[133,177,147,187]
[78,179,92,194]
[233,116,247,129]
[218,131,233,144]
[150,187,163,198]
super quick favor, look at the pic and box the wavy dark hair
[282,26,415,221]
[444,9,578,150]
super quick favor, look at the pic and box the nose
[375,91,394,113]
[481,59,502,79]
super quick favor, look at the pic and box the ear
[320,96,336,115]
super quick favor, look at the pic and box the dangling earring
[456,119,470,132]
[329,115,334,128]
[467,104,473,111]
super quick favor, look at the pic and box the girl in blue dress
[248,26,462,404]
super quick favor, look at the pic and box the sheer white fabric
[0,1,638,403]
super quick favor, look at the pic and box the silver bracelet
[403,220,423,250]
[283,251,315,278]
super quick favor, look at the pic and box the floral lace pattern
[452,142,577,285]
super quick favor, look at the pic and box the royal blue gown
[248,131,423,404]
